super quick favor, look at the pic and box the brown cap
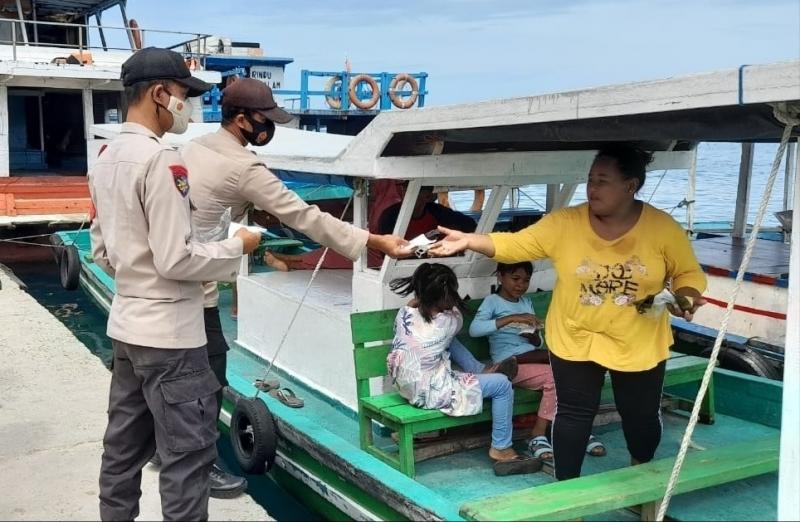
[222,78,293,123]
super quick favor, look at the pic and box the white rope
[254,192,356,398]
[0,220,88,248]
[657,105,799,520]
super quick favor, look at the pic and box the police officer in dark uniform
[88,47,261,521]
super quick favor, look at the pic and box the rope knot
[772,101,800,127]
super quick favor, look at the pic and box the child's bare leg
[264,251,291,271]
[489,447,520,461]
[532,417,550,439]
[516,350,550,365]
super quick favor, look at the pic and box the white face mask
[164,94,192,134]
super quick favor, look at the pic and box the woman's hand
[667,287,707,322]
[428,227,470,257]
[428,227,496,258]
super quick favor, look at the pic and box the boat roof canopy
[89,60,800,186]
[382,103,796,157]
[33,0,123,18]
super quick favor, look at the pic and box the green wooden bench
[351,291,715,478]
[459,434,779,521]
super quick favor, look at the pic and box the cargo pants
[98,340,220,521]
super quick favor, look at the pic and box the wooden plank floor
[693,236,790,277]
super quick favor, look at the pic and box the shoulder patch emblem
[169,165,190,197]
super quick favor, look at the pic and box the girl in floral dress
[387,263,540,475]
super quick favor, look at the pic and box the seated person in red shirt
[377,185,477,238]
[265,185,476,271]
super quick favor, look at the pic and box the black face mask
[241,113,275,147]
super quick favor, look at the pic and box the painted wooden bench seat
[459,435,779,521]
[351,291,715,478]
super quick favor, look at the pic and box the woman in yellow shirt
[430,145,707,480]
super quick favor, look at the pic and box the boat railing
[273,69,429,112]
[0,17,212,63]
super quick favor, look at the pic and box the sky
[94,0,800,106]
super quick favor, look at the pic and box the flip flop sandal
[586,435,607,457]
[254,379,280,392]
[527,435,554,462]
[269,387,304,408]
[493,455,543,476]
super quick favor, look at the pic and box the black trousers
[204,306,230,421]
[99,341,220,521]
[549,352,666,481]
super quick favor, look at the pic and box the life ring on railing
[128,19,143,50]
[470,189,485,211]
[230,397,277,474]
[436,189,486,211]
[389,73,419,109]
[324,75,343,109]
[348,74,380,110]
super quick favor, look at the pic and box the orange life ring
[470,189,485,212]
[436,189,485,211]
[185,58,199,71]
[128,18,142,50]
[348,74,380,110]
[388,73,419,109]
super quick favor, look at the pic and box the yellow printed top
[489,203,707,371]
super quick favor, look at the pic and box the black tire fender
[701,346,781,380]
[230,398,278,474]
[59,245,80,291]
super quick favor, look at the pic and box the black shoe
[210,464,248,499]
[149,453,162,468]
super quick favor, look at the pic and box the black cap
[121,47,212,98]
[222,78,293,123]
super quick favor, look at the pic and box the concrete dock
[0,266,273,521]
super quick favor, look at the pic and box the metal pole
[12,23,16,61]
[118,1,135,50]
[15,0,29,45]
[784,142,796,212]
[777,137,800,522]
[784,142,797,243]
[38,96,44,156]
[96,13,107,50]
[687,146,698,233]
[545,185,558,212]
[31,0,38,44]
[733,143,754,238]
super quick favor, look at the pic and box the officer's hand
[235,229,261,255]
[367,233,410,259]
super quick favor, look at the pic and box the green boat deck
[56,227,780,521]
[216,290,780,521]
